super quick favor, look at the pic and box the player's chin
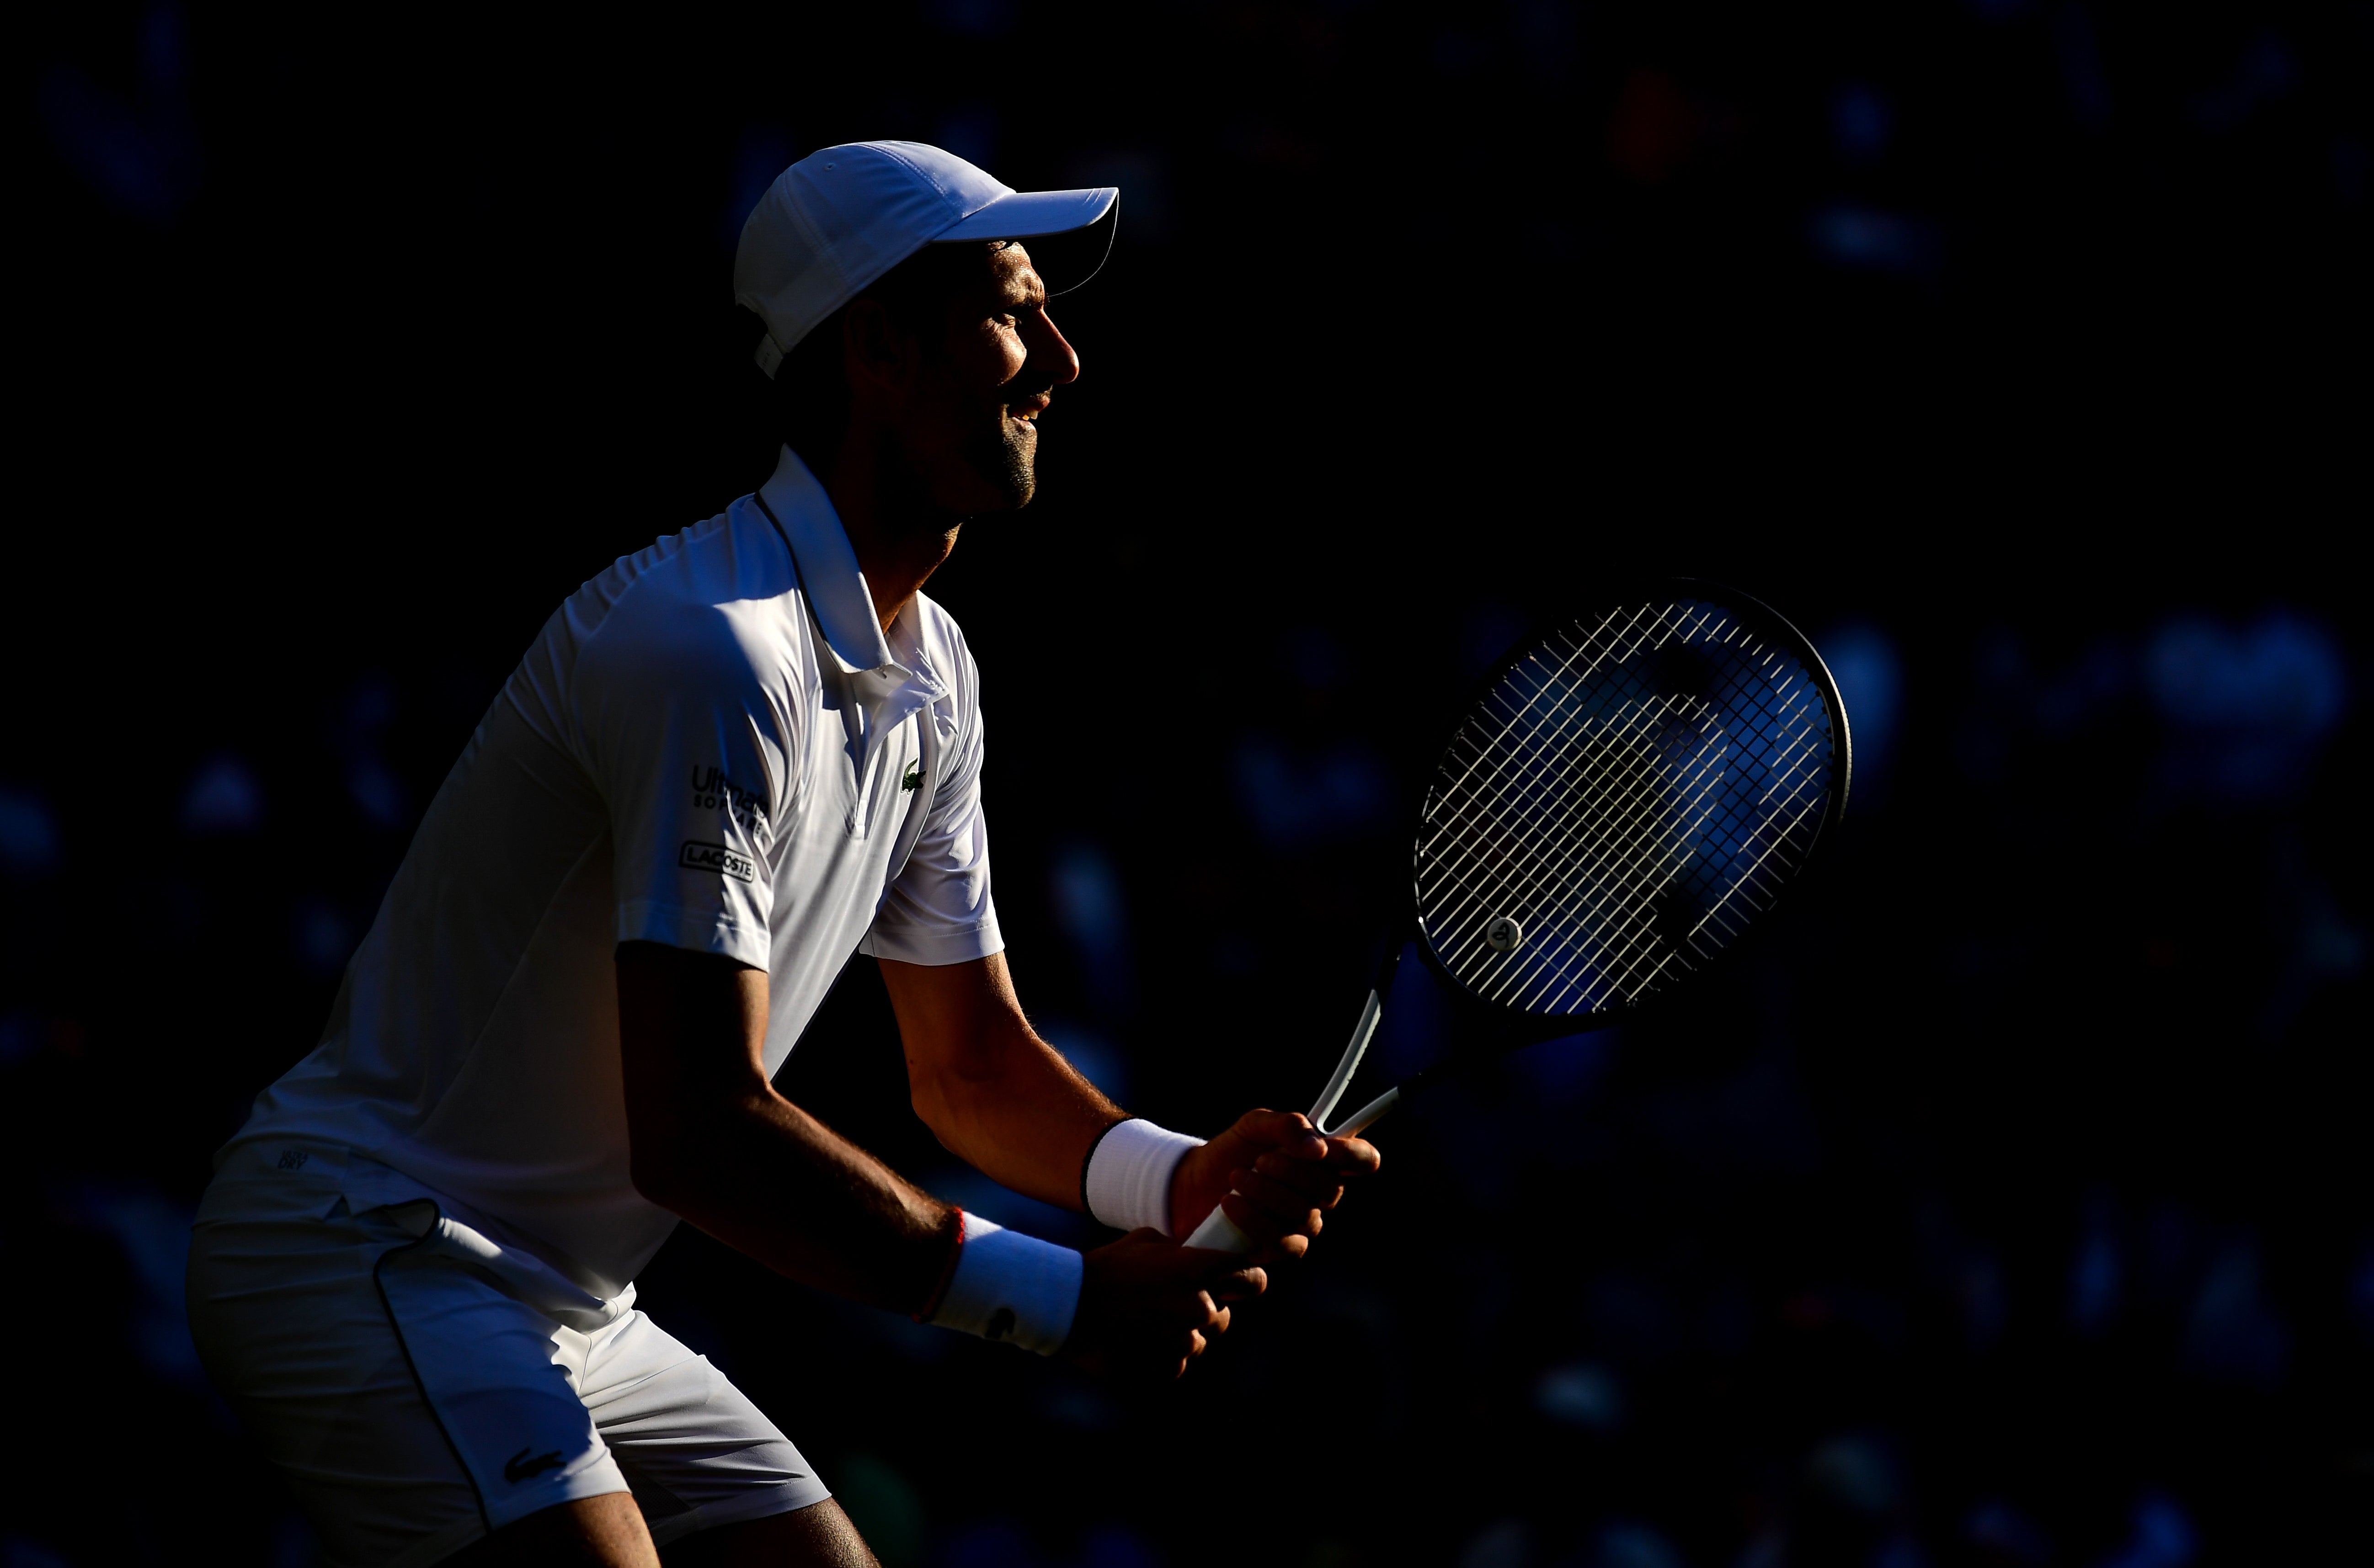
[960,429,1036,512]
[1001,425,1040,507]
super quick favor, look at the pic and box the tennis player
[186,141,1378,1568]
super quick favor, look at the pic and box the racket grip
[1181,1201,1255,1253]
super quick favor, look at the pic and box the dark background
[6,1,2369,1564]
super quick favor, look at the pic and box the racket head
[1406,580,1851,1043]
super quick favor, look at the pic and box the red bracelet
[912,1207,967,1323]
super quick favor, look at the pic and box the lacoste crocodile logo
[504,1446,566,1484]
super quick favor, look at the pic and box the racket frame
[1397,577,1853,1051]
[1182,579,1854,1244]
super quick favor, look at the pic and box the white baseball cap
[733,140,1119,378]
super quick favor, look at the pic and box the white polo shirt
[227,447,1002,1296]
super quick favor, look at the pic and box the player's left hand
[1170,1110,1380,1268]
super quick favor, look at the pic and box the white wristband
[1083,1118,1205,1236]
[923,1215,1082,1356]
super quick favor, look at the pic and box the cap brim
[936,186,1118,241]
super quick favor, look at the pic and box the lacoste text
[680,840,757,883]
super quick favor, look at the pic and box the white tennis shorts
[187,1142,829,1568]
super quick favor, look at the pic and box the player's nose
[1032,308,1081,387]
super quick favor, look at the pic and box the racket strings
[1427,607,1738,926]
[1415,597,1840,1016]
[1438,691,1731,1009]
[1422,606,1730,920]
[1425,680,1710,1003]
[1481,605,1832,996]
[1431,719,1751,1008]
[1423,698,1707,927]
[1425,691,1728,1000]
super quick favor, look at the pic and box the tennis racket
[1185,581,1852,1251]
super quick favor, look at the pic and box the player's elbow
[907,1057,1006,1157]
[906,1074,962,1147]
[626,1081,772,1212]
[624,1097,729,1211]
[627,1127,698,1209]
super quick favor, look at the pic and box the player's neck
[822,432,961,635]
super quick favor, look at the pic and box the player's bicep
[580,603,795,971]
[615,941,771,1199]
[879,952,1022,1092]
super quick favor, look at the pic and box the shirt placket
[840,664,940,840]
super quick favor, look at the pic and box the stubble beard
[883,389,1040,521]
[878,408,1036,535]
[964,410,1036,512]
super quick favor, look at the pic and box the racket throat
[1327,1084,1401,1139]
[1309,988,1384,1133]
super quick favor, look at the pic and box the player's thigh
[190,1174,637,1567]
[439,1308,863,1567]
[662,1499,877,1568]
[189,1179,490,1566]
[573,1309,833,1549]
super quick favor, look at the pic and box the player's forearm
[617,941,958,1311]
[909,1025,1120,1209]
[881,953,1122,1211]
[630,1086,952,1313]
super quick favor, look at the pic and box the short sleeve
[861,646,1002,967]
[576,591,797,972]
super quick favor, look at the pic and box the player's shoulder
[570,503,811,701]
[584,505,793,618]
[906,590,981,696]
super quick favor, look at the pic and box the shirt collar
[756,446,898,677]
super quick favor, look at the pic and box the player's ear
[841,296,917,398]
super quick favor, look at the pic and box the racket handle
[1179,986,1400,1257]
[1181,1201,1255,1253]
[1180,1086,1405,1253]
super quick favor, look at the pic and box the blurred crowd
[9,0,2367,1564]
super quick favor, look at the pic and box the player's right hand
[1063,1229,1265,1386]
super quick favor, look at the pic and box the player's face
[903,243,1080,514]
